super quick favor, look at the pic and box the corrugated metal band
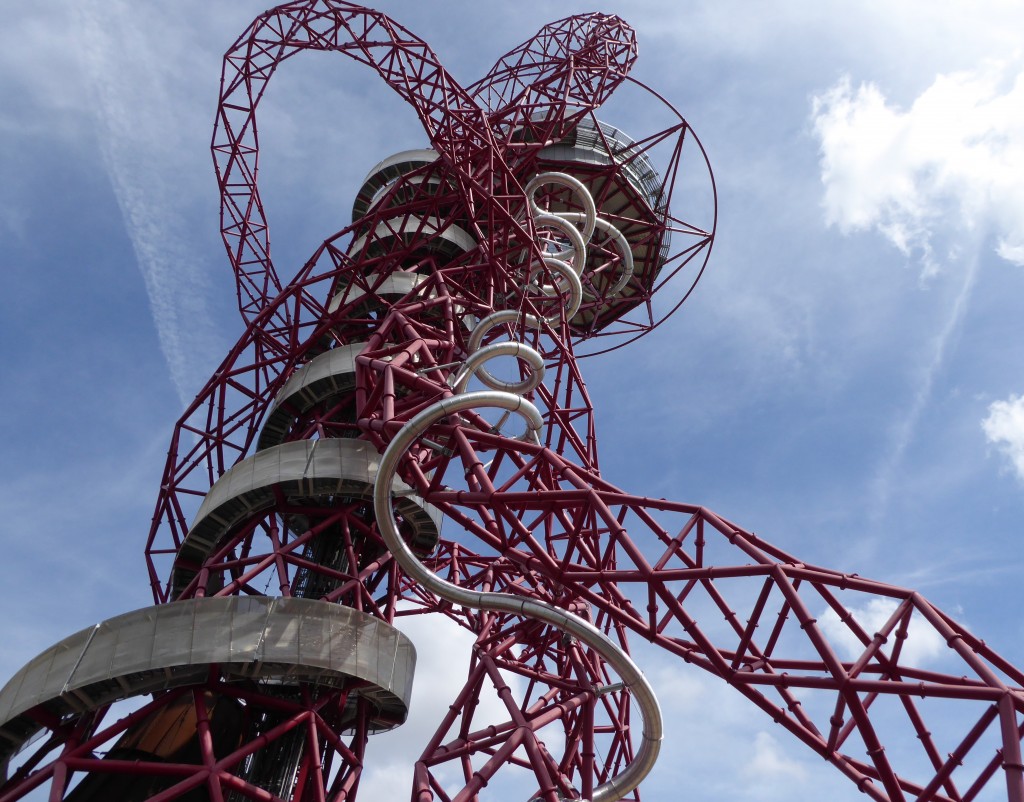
[0,597,416,761]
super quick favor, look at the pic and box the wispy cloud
[75,0,224,406]
[870,251,980,513]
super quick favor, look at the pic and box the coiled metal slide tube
[372,390,663,802]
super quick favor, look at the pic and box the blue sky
[2,1,1024,800]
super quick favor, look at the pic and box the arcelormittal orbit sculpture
[2,3,1024,801]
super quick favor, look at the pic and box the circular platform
[0,597,416,762]
[172,439,443,598]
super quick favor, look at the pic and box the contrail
[870,249,981,519]
[76,0,221,407]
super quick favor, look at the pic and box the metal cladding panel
[107,609,160,674]
[0,637,72,724]
[257,598,302,664]
[297,601,337,669]
[358,148,439,190]
[537,143,611,170]
[0,597,417,761]
[277,440,313,478]
[273,342,363,409]
[150,602,197,663]
[351,148,439,221]
[347,216,475,262]
[75,614,151,681]
[225,447,262,508]
[195,441,378,524]
[172,439,443,598]
[390,631,417,705]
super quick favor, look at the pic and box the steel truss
[2,3,1023,802]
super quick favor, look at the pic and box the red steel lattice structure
[2,3,1024,801]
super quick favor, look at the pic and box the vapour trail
[869,248,981,519]
[76,0,220,407]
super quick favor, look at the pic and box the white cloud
[743,731,808,786]
[636,653,836,801]
[982,394,1024,482]
[819,597,946,667]
[361,611,529,798]
[812,55,1024,278]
